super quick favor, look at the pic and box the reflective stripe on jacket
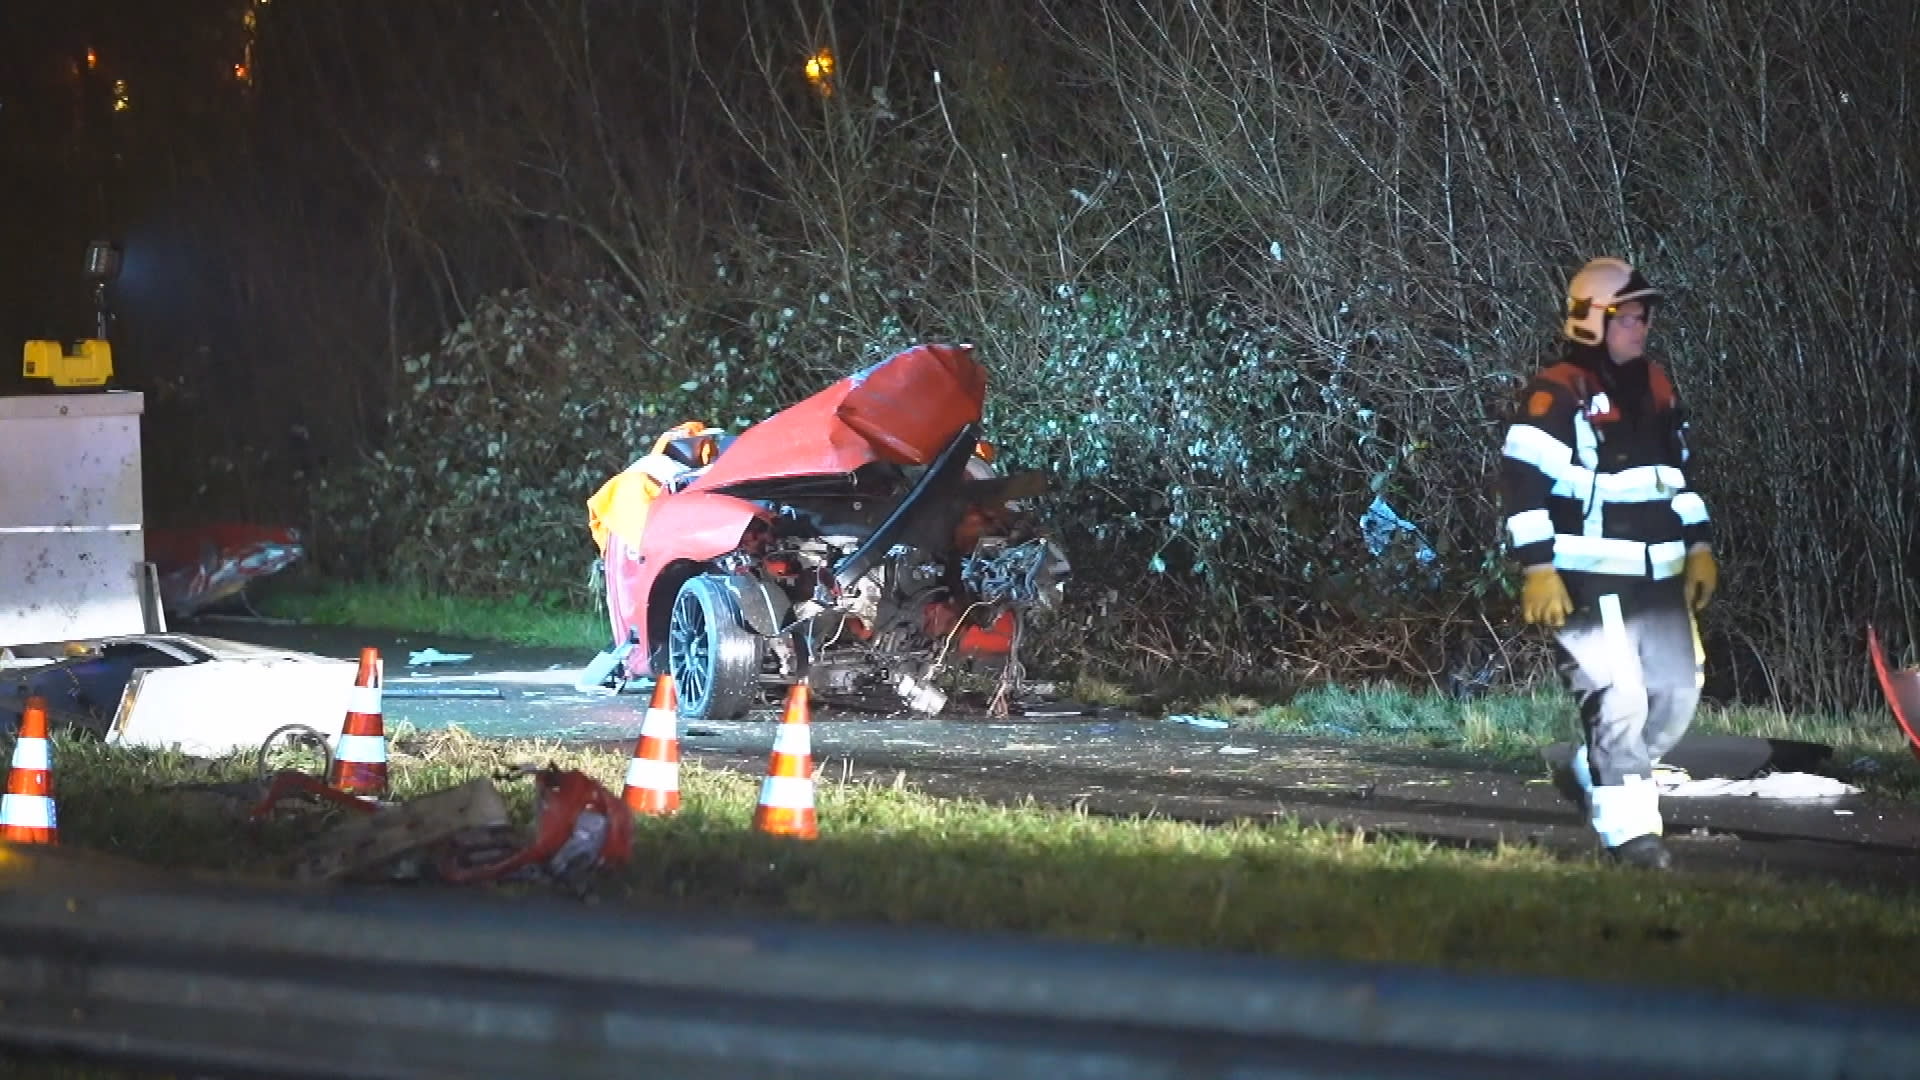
[1499,358,1712,584]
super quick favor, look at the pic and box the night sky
[2,2,262,356]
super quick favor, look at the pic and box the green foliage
[255,579,607,651]
[310,280,823,600]
[985,286,1464,618]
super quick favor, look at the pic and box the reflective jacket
[1499,351,1712,590]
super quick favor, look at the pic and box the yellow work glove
[1520,566,1574,628]
[1684,547,1718,611]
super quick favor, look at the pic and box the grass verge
[1218,682,1920,799]
[252,576,607,651]
[26,728,1920,1012]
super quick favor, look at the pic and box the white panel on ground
[104,635,363,758]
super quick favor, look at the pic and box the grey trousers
[1553,577,1703,845]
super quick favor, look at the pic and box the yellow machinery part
[22,339,113,388]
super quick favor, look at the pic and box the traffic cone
[622,674,681,816]
[2,696,58,845]
[752,683,818,840]
[328,647,389,798]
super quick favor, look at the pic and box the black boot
[1606,834,1673,871]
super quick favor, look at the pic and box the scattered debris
[574,644,633,692]
[1662,773,1863,800]
[433,766,632,890]
[290,776,509,883]
[394,669,587,687]
[256,722,333,778]
[1359,494,1440,590]
[408,648,474,667]
[1167,714,1231,730]
[1217,746,1258,756]
[250,764,638,894]
[253,770,385,823]
[1009,700,1100,721]
[384,684,505,700]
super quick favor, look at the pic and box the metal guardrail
[0,846,1915,1079]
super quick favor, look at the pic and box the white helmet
[1563,256,1662,344]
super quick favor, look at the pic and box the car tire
[667,574,762,723]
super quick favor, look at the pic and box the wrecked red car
[585,343,1070,722]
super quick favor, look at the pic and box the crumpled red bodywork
[1866,625,1920,762]
[146,523,306,617]
[688,342,987,492]
[602,344,989,669]
[436,767,632,885]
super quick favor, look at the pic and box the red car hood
[688,343,987,493]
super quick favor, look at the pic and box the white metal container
[0,391,151,646]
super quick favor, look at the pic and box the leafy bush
[314,264,1485,685]
[314,279,833,602]
[264,0,1913,707]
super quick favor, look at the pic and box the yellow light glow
[234,63,250,81]
[243,10,256,30]
[804,47,835,91]
[86,48,98,70]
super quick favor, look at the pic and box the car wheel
[667,574,761,723]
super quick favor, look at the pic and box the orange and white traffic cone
[2,696,59,845]
[328,647,389,798]
[752,683,818,840]
[622,673,681,816]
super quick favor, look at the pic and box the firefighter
[1499,256,1718,870]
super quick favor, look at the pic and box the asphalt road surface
[176,616,1920,892]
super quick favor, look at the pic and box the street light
[85,240,122,339]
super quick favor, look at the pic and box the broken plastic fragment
[1661,773,1861,799]
[574,644,631,692]
[1360,494,1436,563]
[408,648,474,667]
